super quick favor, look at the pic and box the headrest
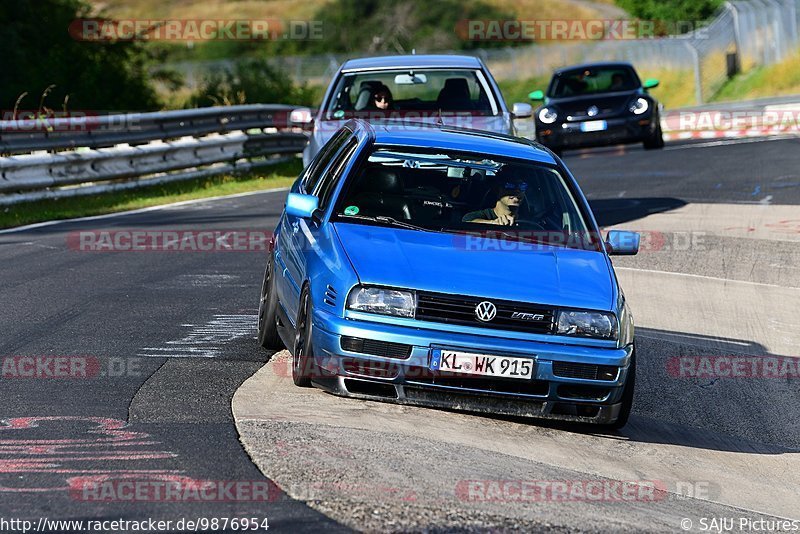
[360,167,403,194]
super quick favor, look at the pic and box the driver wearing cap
[462,169,527,226]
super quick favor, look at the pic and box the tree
[615,0,724,33]
[0,0,158,112]
[188,59,317,108]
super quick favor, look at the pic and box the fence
[0,105,307,206]
[166,0,800,105]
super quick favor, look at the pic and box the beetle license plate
[430,349,534,379]
[580,120,607,132]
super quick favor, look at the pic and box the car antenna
[436,108,444,126]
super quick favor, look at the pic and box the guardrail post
[725,1,743,75]
[684,41,704,105]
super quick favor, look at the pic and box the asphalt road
[1,135,798,532]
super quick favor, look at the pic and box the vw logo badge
[475,301,497,322]
[587,105,599,117]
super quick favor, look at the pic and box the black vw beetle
[529,62,663,155]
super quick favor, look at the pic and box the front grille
[342,358,400,379]
[409,372,549,397]
[340,336,412,359]
[552,362,618,381]
[415,291,555,334]
[557,384,611,401]
[568,108,615,120]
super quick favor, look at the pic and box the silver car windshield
[325,69,499,119]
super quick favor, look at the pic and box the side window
[301,130,350,193]
[314,137,359,211]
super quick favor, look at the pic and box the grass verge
[712,53,800,102]
[0,159,301,230]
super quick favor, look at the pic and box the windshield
[324,69,499,119]
[333,146,597,250]
[548,66,640,98]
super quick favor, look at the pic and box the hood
[547,91,637,118]
[334,223,614,311]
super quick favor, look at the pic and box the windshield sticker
[344,205,360,216]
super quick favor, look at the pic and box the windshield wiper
[339,213,435,232]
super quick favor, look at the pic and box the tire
[292,285,315,387]
[257,254,283,350]
[604,349,636,430]
[643,122,664,150]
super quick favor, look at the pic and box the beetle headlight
[347,286,415,318]
[538,107,558,124]
[629,97,649,115]
[556,310,617,339]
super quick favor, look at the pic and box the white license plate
[580,120,607,132]
[430,349,534,380]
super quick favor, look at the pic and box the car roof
[346,119,557,165]
[340,54,483,73]
[553,62,636,74]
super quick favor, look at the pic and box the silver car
[291,54,533,166]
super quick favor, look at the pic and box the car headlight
[556,310,617,339]
[538,107,558,124]
[347,286,415,318]
[629,97,649,115]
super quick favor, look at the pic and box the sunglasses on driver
[502,181,528,193]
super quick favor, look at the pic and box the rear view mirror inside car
[395,73,428,85]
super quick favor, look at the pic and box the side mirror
[605,230,640,255]
[642,78,660,89]
[512,102,532,118]
[286,193,319,219]
[528,90,545,101]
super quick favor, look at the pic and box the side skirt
[276,303,296,354]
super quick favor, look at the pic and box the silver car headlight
[538,107,558,124]
[556,310,618,339]
[347,286,415,318]
[629,97,649,115]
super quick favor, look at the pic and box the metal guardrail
[0,105,308,206]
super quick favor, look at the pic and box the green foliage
[615,0,724,30]
[187,59,318,107]
[0,0,159,111]
[273,0,518,54]
[496,75,552,107]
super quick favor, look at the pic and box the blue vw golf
[258,119,640,429]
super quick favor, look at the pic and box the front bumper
[308,308,634,425]
[537,115,656,150]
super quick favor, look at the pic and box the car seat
[354,81,384,111]
[436,78,473,111]
[350,167,412,220]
